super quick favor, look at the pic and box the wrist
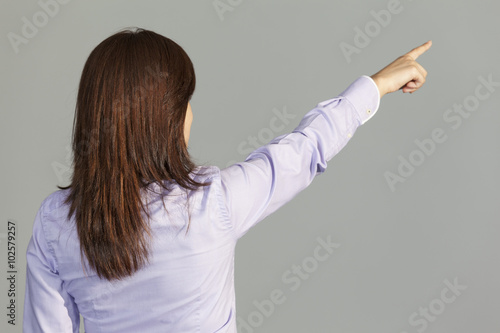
[370,74,385,98]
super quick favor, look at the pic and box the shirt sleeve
[23,201,80,333]
[219,75,380,240]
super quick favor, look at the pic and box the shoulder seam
[39,198,60,274]
[210,167,233,231]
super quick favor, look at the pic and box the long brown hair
[58,27,211,281]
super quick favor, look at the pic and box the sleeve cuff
[339,75,381,125]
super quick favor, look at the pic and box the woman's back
[24,73,381,332]
[22,26,430,332]
[26,165,239,332]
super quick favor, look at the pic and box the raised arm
[219,41,432,240]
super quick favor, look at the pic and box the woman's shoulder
[33,188,74,230]
[191,165,222,182]
[37,188,69,213]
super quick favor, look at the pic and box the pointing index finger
[406,40,432,60]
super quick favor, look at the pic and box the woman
[23,27,430,332]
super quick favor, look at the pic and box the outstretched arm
[219,41,432,240]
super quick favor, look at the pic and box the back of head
[58,27,210,281]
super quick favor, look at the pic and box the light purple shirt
[23,75,380,332]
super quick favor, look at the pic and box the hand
[370,40,432,98]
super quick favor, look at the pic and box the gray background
[1,0,499,332]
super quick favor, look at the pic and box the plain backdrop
[1,0,499,332]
